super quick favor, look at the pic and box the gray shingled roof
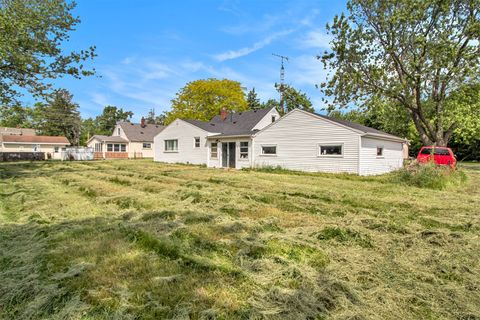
[90,135,128,143]
[315,113,405,140]
[183,107,275,137]
[117,122,165,142]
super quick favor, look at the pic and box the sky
[35,0,348,121]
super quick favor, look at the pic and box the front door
[221,142,236,168]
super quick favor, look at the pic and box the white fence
[61,147,94,161]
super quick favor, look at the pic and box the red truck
[416,146,456,168]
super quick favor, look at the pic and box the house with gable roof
[154,107,407,175]
[87,118,164,159]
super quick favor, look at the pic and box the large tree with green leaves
[320,0,480,146]
[36,89,81,145]
[164,78,248,125]
[79,105,133,144]
[275,83,314,114]
[0,0,96,105]
[246,88,262,110]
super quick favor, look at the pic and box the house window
[54,147,59,153]
[261,145,277,155]
[165,139,178,151]
[120,144,126,152]
[240,141,249,159]
[143,142,152,149]
[194,137,200,148]
[117,128,121,136]
[94,143,102,152]
[272,115,276,123]
[33,144,40,152]
[377,146,384,157]
[211,142,218,159]
[114,144,120,152]
[107,144,113,152]
[319,144,343,156]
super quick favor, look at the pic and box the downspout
[357,135,362,175]
[251,136,255,168]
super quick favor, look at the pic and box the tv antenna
[272,53,289,114]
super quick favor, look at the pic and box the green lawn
[0,160,479,319]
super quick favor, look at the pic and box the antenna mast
[272,53,289,114]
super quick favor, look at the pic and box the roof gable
[117,122,165,142]
[2,135,69,144]
[182,107,276,136]
[254,109,405,142]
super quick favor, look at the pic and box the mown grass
[0,160,479,319]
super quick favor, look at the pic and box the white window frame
[107,143,113,152]
[164,139,178,152]
[261,145,277,156]
[239,141,249,160]
[117,128,121,136]
[54,147,59,153]
[120,144,126,152]
[271,115,276,123]
[376,146,384,158]
[142,142,152,149]
[210,142,218,159]
[194,137,200,148]
[318,143,344,158]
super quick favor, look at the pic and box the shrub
[391,161,467,190]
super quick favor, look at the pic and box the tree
[246,88,262,110]
[164,78,248,125]
[0,105,34,127]
[36,89,81,145]
[275,84,314,114]
[262,99,281,110]
[0,0,96,105]
[144,108,167,125]
[94,106,133,135]
[320,0,480,146]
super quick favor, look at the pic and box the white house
[253,109,406,175]
[154,107,280,168]
[154,108,406,175]
[87,118,164,159]
[0,127,69,160]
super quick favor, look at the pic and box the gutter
[361,133,407,143]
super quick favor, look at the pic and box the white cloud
[300,29,332,49]
[213,29,295,62]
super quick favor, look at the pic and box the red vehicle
[416,146,456,168]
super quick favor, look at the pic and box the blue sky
[42,0,348,121]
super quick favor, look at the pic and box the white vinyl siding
[154,119,216,165]
[252,108,281,131]
[359,137,404,175]
[253,110,360,174]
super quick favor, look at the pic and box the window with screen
[107,144,113,152]
[319,144,343,156]
[240,141,249,159]
[194,137,200,148]
[261,145,277,155]
[211,142,218,159]
[143,142,151,149]
[377,146,384,157]
[165,139,178,151]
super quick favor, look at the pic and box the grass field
[1,160,479,319]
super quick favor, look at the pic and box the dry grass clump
[390,161,468,189]
[1,160,479,319]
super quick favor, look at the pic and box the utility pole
[272,53,289,114]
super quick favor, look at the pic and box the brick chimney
[220,107,228,121]
[140,117,146,128]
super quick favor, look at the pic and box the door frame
[221,142,236,168]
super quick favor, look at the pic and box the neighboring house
[153,107,280,168]
[154,108,406,175]
[0,134,70,160]
[87,118,164,159]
